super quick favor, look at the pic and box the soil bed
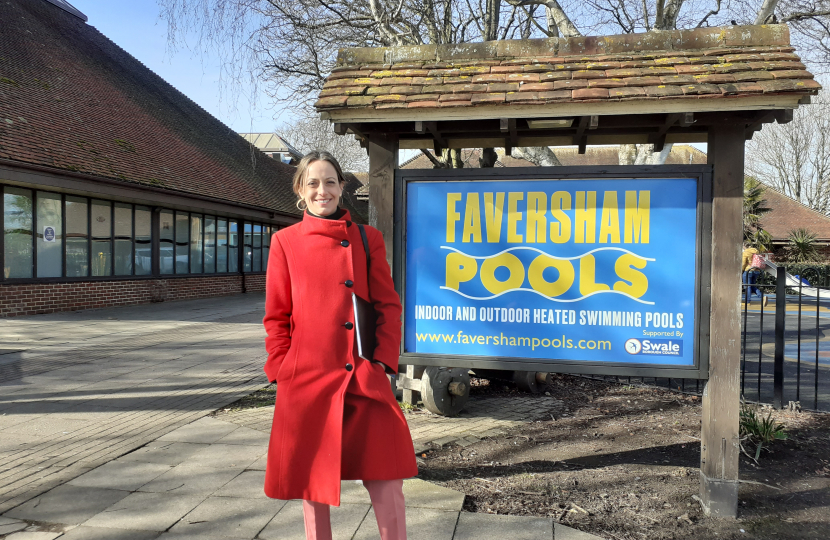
[415,374,830,540]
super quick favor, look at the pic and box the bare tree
[747,89,830,214]
[158,0,830,167]
[277,116,369,172]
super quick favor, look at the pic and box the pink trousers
[302,479,406,540]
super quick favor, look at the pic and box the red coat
[262,210,417,505]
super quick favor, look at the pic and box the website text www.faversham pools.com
[416,331,611,351]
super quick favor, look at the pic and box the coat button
[345,363,353,371]
[345,322,354,330]
[341,240,350,247]
[345,280,354,288]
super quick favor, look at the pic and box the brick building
[0,0,302,317]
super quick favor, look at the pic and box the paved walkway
[0,294,601,540]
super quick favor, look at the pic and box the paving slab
[454,512,553,540]
[354,507,459,540]
[554,523,606,540]
[118,443,210,467]
[186,443,266,470]
[4,532,63,540]
[56,525,162,540]
[0,519,27,535]
[215,425,270,446]
[403,478,465,511]
[4,485,131,525]
[154,420,240,446]
[67,461,173,491]
[168,496,281,538]
[339,480,372,505]
[136,463,242,496]
[82,492,207,532]
[258,500,371,540]
[213,470,268,499]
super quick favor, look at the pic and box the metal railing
[586,267,829,412]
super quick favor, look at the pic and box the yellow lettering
[462,193,482,243]
[574,191,596,244]
[624,191,650,243]
[579,254,610,296]
[483,192,504,243]
[550,191,571,244]
[480,253,525,295]
[599,191,621,243]
[526,192,547,243]
[446,193,462,243]
[528,255,574,297]
[507,192,524,243]
[613,254,648,298]
[445,253,478,290]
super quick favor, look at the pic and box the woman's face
[301,160,343,216]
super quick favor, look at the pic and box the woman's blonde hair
[292,151,347,210]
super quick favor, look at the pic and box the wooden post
[367,134,398,267]
[368,134,400,392]
[700,125,744,518]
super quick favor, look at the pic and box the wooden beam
[367,135,398,268]
[501,118,517,155]
[334,123,348,136]
[700,124,744,518]
[774,109,794,124]
[324,95,803,123]
[649,113,682,152]
[425,121,447,154]
[574,116,589,154]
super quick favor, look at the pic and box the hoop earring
[296,198,307,211]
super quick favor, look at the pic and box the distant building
[239,133,303,165]
[400,145,707,169]
[0,0,301,317]
[760,186,830,248]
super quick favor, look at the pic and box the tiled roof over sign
[0,0,299,217]
[315,25,819,115]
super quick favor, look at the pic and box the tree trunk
[480,147,498,167]
[512,146,563,166]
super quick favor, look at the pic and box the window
[228,220,239,272]
[159,210,174,274]
[0,184,282,281]
[65,196,88,277]
[263,226,271,268]
[204,216,216,274]
[91,200,112,276]
[3,187,33,279]
[253,224,262,272]
[190,214,203,274]
[243,222,252,272]
[114,203,132,275]
[135,206,151,275]
[217,219,228,273]
[36,191,62,278]
[175,211,189,274]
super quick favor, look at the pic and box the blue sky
[70,0,286,133]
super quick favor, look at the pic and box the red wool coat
[262,210,417,506]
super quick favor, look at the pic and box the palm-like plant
[787,228,821,263]
[744,177,772,251]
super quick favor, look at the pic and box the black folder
[351,292,376,361]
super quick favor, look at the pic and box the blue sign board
[403,177,698,367]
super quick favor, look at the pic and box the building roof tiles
[1,0,300,217]
[315,25,818,116]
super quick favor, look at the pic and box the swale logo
[627,338,683,356]
[624,338,642,354]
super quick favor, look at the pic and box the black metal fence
[587,267,829,412]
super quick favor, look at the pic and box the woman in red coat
[263,151,417,540]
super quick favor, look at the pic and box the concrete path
[0,294,603,540]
